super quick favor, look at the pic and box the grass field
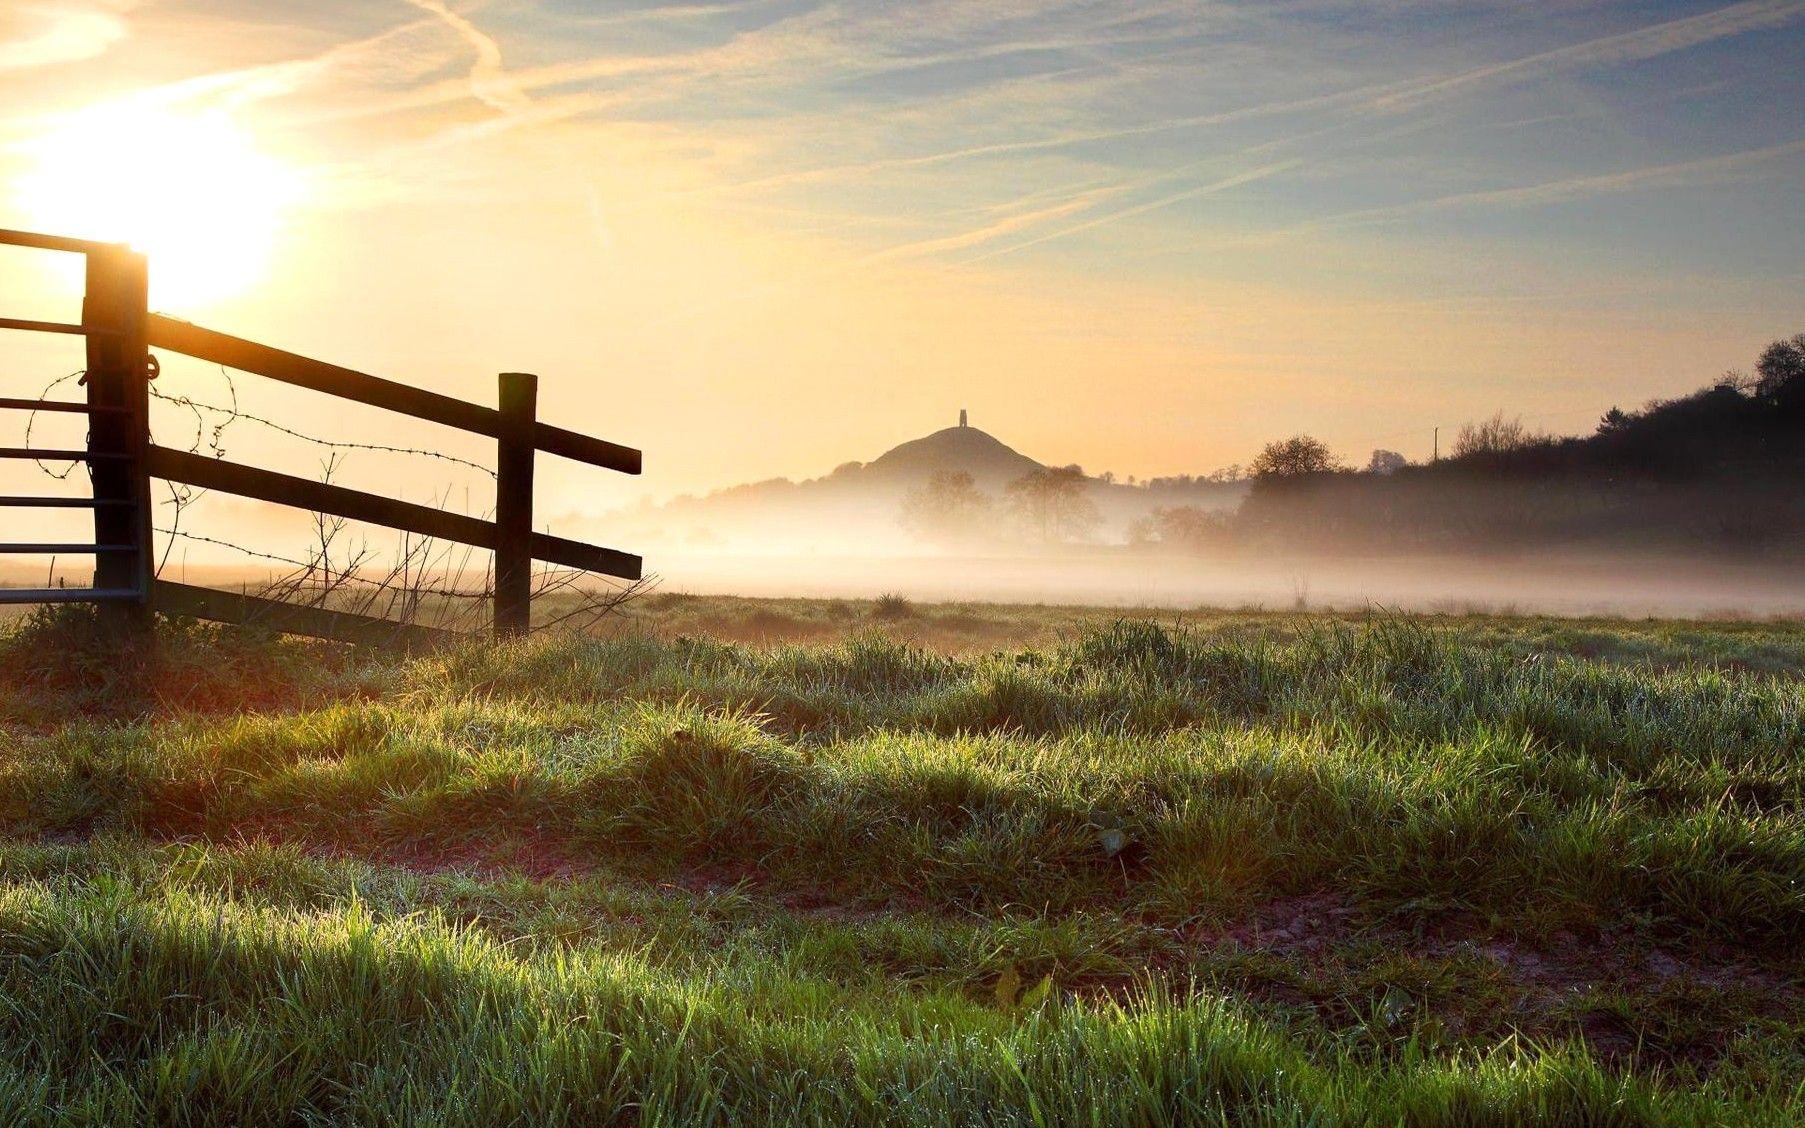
[1,595,1802,1124]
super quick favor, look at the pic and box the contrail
[861,188,1120,263]
[1369,0,1805,112]
[964,158,1304,264]
[1314,137,1805,228]
[401,0,531,113]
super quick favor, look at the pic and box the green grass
[1,600,1802,1123]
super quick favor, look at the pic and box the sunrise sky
[2,0,1803,515]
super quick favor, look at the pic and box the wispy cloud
[619,0,1805,248]
[682,74,1420,201]
[862,185,1120,262]
[966,157,1305,263]
[0,16,435,141]
[1370,0,1805,111]
[1319,137,1805,227]
[0,3,129,72]
[400,0,531,114]
[287,1,1200,129]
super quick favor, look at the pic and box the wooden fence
[0,227,641,644]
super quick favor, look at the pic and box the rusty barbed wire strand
[154,527,491,599]
[21,370,88,480]
[152,366,498,479]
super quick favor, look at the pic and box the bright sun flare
[15,99,304,307]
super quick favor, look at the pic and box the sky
[1,0,1803,527]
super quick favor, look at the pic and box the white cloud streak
[965,157,1305,262]
[1371,0,1805,111]
[1318,136,1805,227]
[862,185,1121,262]
[401,0,531,113]
[0,3,128,72]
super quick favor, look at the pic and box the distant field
[2,598,1803,1123]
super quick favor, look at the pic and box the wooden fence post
[84,245,152,634]
[494,371,537,638]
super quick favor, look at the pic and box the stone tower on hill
[857,417,1042,491]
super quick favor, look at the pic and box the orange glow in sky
[0,1,1800,511]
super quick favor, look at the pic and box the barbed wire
[154,527,492,600]
[151,366,498,479]
[21,370,88,480]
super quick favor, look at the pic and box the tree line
[901,465,1104,546]
[1137,332,1805,555]
[899,332,1805,555]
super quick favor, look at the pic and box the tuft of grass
[0,604,378,725]
[870,593,916,621]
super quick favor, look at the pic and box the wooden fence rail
[0,226,641,643]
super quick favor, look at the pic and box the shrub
[871,594,916,621]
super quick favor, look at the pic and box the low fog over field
[649,550,1804,619]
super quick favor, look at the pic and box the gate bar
[0,397,125,414]
[0,447,129,460]
[0,228,118,255]
[0,496,130,508]
[0,587,141,605]
[0,317,117,337]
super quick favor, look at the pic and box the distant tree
[1755,333,1805,412]
[1596,407,1633,435]
[830,460,864,477]
[1006,465,1100,542]
[1135,505,1230,550]
[1208,464,1246,483]
[1366,449,1407,475]
[1097,470,1117,485]
[1451,413,1545,458]
[899,471,993,543]
[1718,369,1760,394]
[1251,436,1339,479]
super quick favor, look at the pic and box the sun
[14,98,305,308]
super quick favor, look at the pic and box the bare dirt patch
[1180,892,1805,1071]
